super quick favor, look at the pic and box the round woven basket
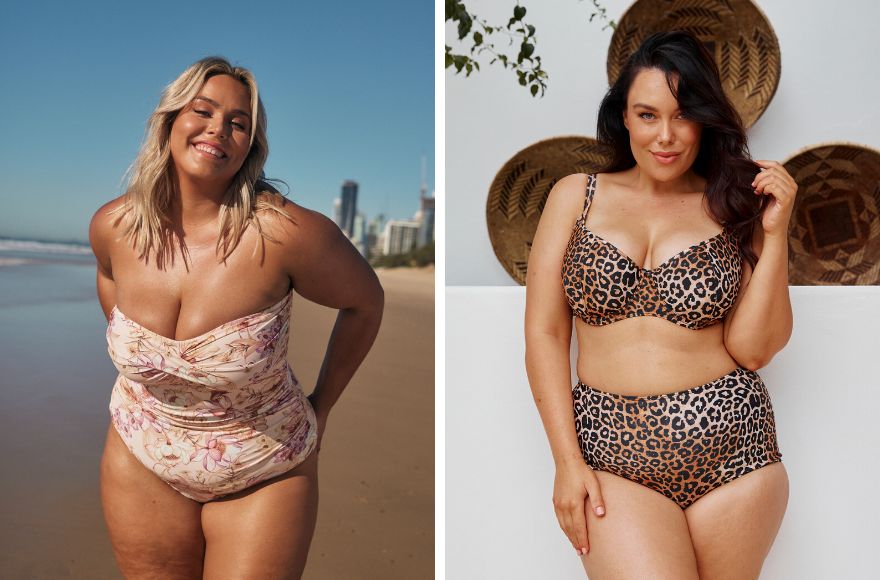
[486,136,613,285]
[608,0,780,129]
[783,143,880,285]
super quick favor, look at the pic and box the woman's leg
[581,470,701,580]
[200,451,319,580]
[684,461,789,580]
[100,423,205,579]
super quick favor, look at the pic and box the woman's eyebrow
[193,96,252,119]
[632,102,680,112]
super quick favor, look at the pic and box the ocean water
[0,239,120,577]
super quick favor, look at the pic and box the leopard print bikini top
[561,173,742,330]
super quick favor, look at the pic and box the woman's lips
[652,152,680,164]
[191,143,226,161]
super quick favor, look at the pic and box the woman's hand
[553,459,606,556]
[752,160,798,239]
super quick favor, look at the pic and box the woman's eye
[639,112,654,120]
[231,121,246,130]
[194,109,210,117]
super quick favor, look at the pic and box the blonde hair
[109,56,291,268]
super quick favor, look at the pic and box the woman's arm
[723,160,798,370]
[275,202,384,444]
[525,174,605,556]
[89,198,123,320]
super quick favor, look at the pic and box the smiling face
[622,68,702,183]
[168,74,253,190]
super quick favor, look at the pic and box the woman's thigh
[99,423,205,579]
[581,470,700,580]
[684,462,789,580]
[200,450,319,580]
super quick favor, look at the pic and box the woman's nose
[657,120,674,143]
[206,117,229,139]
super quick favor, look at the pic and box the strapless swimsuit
[561,173,782,509]
[106,289,317,502]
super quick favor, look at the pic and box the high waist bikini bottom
[573,366,782,509]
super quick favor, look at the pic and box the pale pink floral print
[106,290,317,502]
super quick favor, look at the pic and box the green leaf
[514,5,526,19]
[527,24,535,37]
[521,42,534,59]
[457,13,472,39]
[444,0,454,20]
[531,84,539,97]
[473,31,483,46]
[519,76,527,86]
[445,52,454,68]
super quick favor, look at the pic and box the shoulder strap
[580,173,597,218]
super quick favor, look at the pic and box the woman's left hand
[752,160,798,238]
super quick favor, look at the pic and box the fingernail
[596,506,605,516]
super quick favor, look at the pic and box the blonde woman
[89,57,384,578]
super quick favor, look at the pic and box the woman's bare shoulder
[255,194,342,248]
[542,173,591,221]
[89,195,128,273]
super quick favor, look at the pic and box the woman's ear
[622,110,628,130]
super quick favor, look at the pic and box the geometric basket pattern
[783,143,880,285]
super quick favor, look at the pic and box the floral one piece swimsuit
[106,289,317,502]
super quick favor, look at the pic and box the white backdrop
[445,0,880,285]
[446,286,880,579]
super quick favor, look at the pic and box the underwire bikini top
[561,173,742,330]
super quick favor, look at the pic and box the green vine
[445,0,616,97]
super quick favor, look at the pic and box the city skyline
[332,158,435,258]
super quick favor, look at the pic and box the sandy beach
[0,264,434,579]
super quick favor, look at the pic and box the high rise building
[417,194,435,247]
[415,155,434,247]
[339,180,358,236]
[351,211,367,257]
[382,220,420,256]
[367,213,386,259]
[332,198,342,229]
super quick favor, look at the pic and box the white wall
[445,0,880,285]
[446,286,880,578]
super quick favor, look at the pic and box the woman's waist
[574,344,743,397]
[111,371,308,427]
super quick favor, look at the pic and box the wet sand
[0,265,434,578]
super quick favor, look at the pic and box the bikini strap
[580,173,597,219]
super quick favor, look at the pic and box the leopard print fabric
[561,173,743,330]
[573,366,783,509]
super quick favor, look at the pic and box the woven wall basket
[783,143,880,285]
[486,136,613,285]
[608,0,780,129]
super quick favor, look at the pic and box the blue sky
[0,0,434,243]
